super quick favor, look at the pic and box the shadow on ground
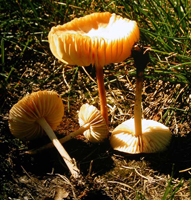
[110,132,191,179]
[7,136,114,178]
[81,189,112,200]
[147,132,191,179]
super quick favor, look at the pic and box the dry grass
[1,56,191,199]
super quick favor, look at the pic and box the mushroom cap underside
[110,119,172,154]
[48,12,140,67]
[9,90,64,141]
[78,103,109,142]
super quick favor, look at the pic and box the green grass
[0,0,190,114]
[0,0,190,99]
[0,0,191,199]
[1,0,190,81]
[162,177,184,200]
[162,165,184,200]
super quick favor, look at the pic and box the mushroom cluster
[47,12,171,154]
[9,12,172,180]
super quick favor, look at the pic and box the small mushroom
[48,12,140,125]
[110,119,172,153]
[79,103,109,143]
[110,45,172,154]
[9,90,80,177]
[26,103,109,154]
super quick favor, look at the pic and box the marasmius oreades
[48,12,140,126]
[110,45,172,154]
[9,90,80,178]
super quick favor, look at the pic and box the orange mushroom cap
[110,119,172,154]
[48,12,140,67]
[9,90,64,141]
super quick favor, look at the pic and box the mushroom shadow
[144,132,191,179]
[81,189,112,200]
[15,138,114,177]
[109,132,191,179]
[64,139,114,176]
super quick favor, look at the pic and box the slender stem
[26,123,91,154]
[96,66,109,126]
[132,44,149,138]
[37,117,80,178]
[134,71,143,137]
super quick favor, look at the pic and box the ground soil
[0,41,191,200]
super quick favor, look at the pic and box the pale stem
[96,66,109,126]
[134,72,143,137]
[37,117,80,178]
[26,123,91,154]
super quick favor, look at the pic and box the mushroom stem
[37,117,80,178]
[26,123,91,155]
[134,72,143,137]
[132,44,150,138]
[96,66,109,126]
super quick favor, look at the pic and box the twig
[122,166,154,183]
[179,167,191,173]
[53,1,83,9]
[87,160,93,177]
[62,67,71,89]
[107,180,135,191]
[56,173,77,200]
[21,165,43,191]
[82,66,96,83]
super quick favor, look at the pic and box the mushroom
[26,103,109,154]
[78,103,109,143]
[110,45,172,154]
[9,90,80,177]
[48,12,140,126]
[110,119,172,153]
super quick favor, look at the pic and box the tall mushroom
[48,12,140,126]
[9,90,80,177]
[26,103,109,154]
[110,45,172,153]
